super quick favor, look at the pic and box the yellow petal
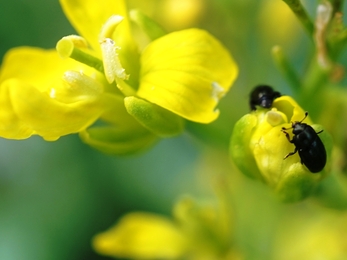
[272,96,313,124]
[93,212,187,259]
[137,28,238,123]
[0,47,109,140]
[59,0,128,51]
[0,47,93,92]
[0,80,33,139]
[1,79,105,141]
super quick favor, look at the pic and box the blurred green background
[1,0,345,259]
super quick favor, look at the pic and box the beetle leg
[282,130,294,143]
[316,130,323,134]
[283,147,298,160]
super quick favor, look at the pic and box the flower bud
[230,96,332,202]
[79,94,158,155]
[124,96,185,137]
[129,9,166,41]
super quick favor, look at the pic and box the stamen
[99,15,129,84]
[49,70,103,103]
[100,38,129,83]
[63,70,102,93]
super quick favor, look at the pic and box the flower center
[56,15,135,97]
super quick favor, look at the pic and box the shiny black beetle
[249,85,281,110]
[282,112,326,173]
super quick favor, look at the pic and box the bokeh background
[1,0,345,259]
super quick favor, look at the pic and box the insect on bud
[230,90,333,202]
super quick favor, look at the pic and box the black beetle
[249,85,281,110]
[282,112,326,173]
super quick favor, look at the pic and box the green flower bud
[230,96,333,202]
[79,125,158,155]
[129,9,166,41]
[124,96,185,137]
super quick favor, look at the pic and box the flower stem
[327,0,344,13]
[282,0,314,36]
[302,61,330,94]
[272,45,301,94]
[329,27,347,60]
[299,59,331,116]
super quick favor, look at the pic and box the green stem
[70,48,104,74]
[271,46,301,94]
[300,58,331,113]
[329,28,347,59]
[303,62,330,92]
[282,0,314,36]
[328,0,344,13]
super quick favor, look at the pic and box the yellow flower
[273,210,347,260]
[93,212,187,259]
[0,47,108,141]
[92,196,242,259]
[59,0,238,123]
[0,0,238,154]
[230,96,333,202]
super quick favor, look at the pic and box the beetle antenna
[282,111,309,130]
[299,112,308,123]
